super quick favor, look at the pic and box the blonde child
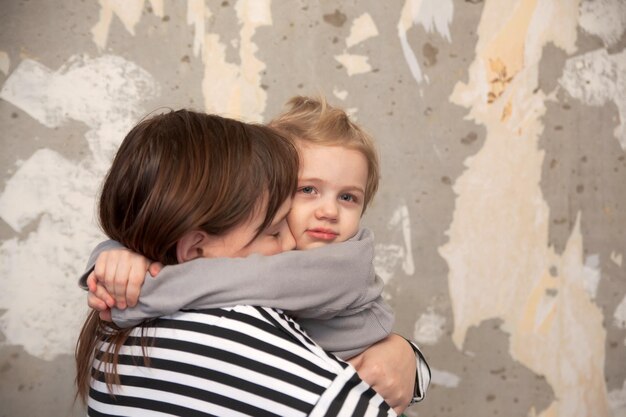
[82,97,429,411]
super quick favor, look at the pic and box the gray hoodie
[79,228,394,359]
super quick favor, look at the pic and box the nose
[315,197,338,221]
[280,222,296,251]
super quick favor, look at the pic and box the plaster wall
[0,1,624,416]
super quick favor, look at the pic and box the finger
[102,252,119,299]
[148,262,163,277]
[86,272,97,293]
[98,309,112,322]
[88,292,108,311]
[126,264,147,307]
[112,252,130,309]
[93,282,115,308]
[93,251,108,283]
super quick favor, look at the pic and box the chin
[298,241,330,250]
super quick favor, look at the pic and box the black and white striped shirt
[88,306,397,416]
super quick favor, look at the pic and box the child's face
[288,141,368,250]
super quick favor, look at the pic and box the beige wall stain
[439,0,611,416]
[191,0,271,121]
[91,0,164,50]
[91,0,271,121]
[0,51,9,75]
[335,13,379,78]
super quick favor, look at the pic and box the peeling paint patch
[346,13,379,48]
[91,0,164,50]
[334,54,372,76]
[559,48,626,151]
[608,380,626,417]
[187,0,211,58]
[333,87,348,101]
[614,295,626,329]
[430,368,461,388]
[0,51,9,75]
[413,308,446,345]
[611,251,623,267]
[442,0,611,415]
[189,0,272,121]
[334,13,379,78]
[374,243,406,284]
[0,55,160,169]
[579,0,626,48]
[581,254,601,299]
[374,204,415,283]
[0,55,159,360]
[398,0,454,86]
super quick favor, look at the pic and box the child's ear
[176,230,212,263]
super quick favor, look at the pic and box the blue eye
[299,186,315,194]
[340,193,356,202]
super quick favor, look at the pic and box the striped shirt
[88,306,397,417]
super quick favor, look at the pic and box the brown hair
[75,109,299,402]
[269,95,380,212]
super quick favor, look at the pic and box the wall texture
[1,1,625,416]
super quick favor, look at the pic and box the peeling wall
[1,1,624,416]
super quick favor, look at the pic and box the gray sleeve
[77,240,124,290]
[111,229,381,327]
[297,293,395,360]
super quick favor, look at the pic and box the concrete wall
[1,1,624,416]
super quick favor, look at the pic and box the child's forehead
[295,138,364,156]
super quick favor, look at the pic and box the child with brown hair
[82,97,429,412]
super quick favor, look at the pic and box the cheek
[287,207,305,229]
[345,212,361,234]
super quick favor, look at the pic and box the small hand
[347,333,416,415]
[92,249,162,310]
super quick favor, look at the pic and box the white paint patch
[581,254,601,299]
[559,48,626,151]
[614,295,626,329]
[579,0,626,48]
[397,0,454,86]
[373,204,415,283]
[91,0,164,50]
[0,51,9,75]
[430,368,461,388]
[413,308,446,345]
[374,244,405,284]
[334,54,372,76]
[389,203,415,275]
[333,87,348,101]
[0,55,160,170]
[0,55,159,360]
[187,0,211,58]
[346,13,379,48]
[611,251,623,267]
[608,380,626,417]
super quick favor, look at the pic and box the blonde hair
[269,96,380,212]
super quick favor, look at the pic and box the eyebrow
[298,177,365,194]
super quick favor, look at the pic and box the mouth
[306,228,339,241]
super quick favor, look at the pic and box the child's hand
[347,334,416,415]
[87,271,113,321]
[92,249,162,310]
